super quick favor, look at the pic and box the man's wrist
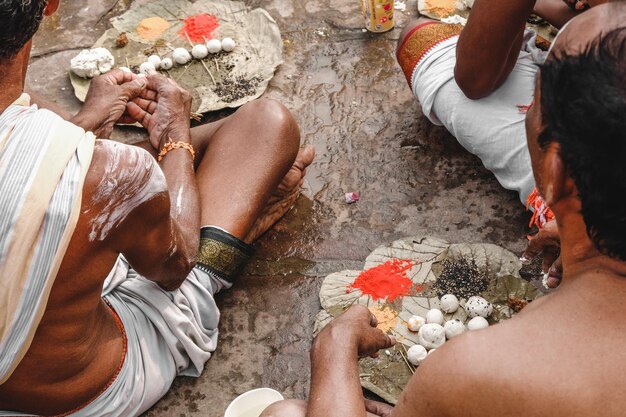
[70,111,99,134]
[311,325,359,360]
[159,125,192,150]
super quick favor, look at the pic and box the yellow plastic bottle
[361,0,395,32]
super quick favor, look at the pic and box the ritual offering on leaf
[314,236,543,404]
[69,0,283,114]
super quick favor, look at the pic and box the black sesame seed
[433,258,489,299]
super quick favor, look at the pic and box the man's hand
[307,306,396,417]
[523,219,563,288]
[316,305,396,358]
[365,400,394,417]
[125,74,193,149]
[72,69,147,138]
[562,0,589,10]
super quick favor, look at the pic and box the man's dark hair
[0,0,47,60]
[538,26,626,261]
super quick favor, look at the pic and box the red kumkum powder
[349,259,415,302]
[180,14,219,42]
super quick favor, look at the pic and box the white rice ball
[427,348,437,356]
[70,48,115,78]
[160,57,173,70]
[440,294,460,313]
[467,316,489,330]
[426,308,444,325]
[464,296,493,318]
[417,323,446,349]
[407,345,428,366]
[221,37,236,52]
[118,66,132,73]
[147,54,162,69]
[407,315,426,332]
[172,48,192,65]
[139,61,156,75]
[206,39,222,54]
[191,44,209,59]
[443,319,465,339]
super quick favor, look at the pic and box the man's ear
[541,142,568,207]
[44,0,60,16]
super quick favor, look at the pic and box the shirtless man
[0,1,314,415]
[264,3,626,416]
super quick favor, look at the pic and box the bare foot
[244,145,316,243]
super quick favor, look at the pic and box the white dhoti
[397,22,546,204]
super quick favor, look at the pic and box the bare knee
[260,399,307,417]
[238,98,301,159]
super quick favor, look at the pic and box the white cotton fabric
[411,30,546,204]
[0,257,226,417]
[0,97,95,384]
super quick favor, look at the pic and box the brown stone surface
[27,0,532,415]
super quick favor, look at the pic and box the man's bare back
[0,142,165,413]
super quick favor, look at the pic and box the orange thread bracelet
[157,139,195,162]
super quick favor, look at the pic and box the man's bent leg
[193,98,303,243]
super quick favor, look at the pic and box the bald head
[551,1,626,56]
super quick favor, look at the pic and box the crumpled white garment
[0,257,225,417]
[411,29,547,204]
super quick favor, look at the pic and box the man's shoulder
[403,318,546,416]
[82,140,169,240]
[88,140,165,191]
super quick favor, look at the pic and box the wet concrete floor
[28,0,532,415]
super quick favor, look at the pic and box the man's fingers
[131,97,158,114]
[102,68,137,85]
[121,77,148,100]
[364,400,394,417]
[139,88,159,101]
[380,333,396,349]
[542,246,560,273]
[370,313,378,328]
[146,73,178,92]
[125,101,151,128]
[524,230,558,260]
[547,256,563,288]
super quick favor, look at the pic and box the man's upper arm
[455,0,535,99]
[90,141,194,289]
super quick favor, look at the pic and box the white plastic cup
[224,388,284,417]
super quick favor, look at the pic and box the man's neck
[0,53,28,113]
[557,210,626,286]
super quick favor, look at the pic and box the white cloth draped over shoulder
[0,94,95,384]
[0,97,225,416]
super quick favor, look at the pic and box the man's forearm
[158,129,201,263]
[307,332,367,417]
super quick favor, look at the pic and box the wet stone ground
[28,0,533,415]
